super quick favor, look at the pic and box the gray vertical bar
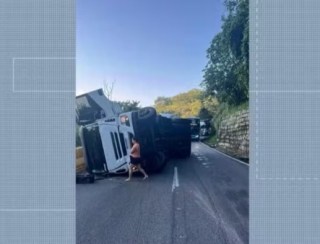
[0,1,75,243]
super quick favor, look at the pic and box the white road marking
[200,142,249,166]
[172,167,180,192]
[0,209,75,212]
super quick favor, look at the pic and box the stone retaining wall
[217,110,249,160]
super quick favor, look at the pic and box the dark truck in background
[188,117,201,141]
[76,89,191,179]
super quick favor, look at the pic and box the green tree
[116,100,141,112]
[202,95,219,116]
[154,89,203,118]
[198,107,212,120]
[202,0,249,106]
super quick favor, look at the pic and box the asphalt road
[77,142,249,244]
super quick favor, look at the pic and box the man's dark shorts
[130,156,141,165]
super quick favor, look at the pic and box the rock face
[217,110,249,160]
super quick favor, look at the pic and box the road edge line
[200,142,249,167]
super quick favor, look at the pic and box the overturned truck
[76,89,191,177]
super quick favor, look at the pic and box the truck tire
[143,151,167,173]
[138,107,156,120]
[154,151,167,172]
[88,174,95,183]
[181,148,191,158]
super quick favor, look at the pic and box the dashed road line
[172,167,180,192]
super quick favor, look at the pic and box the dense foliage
[116,100,141,112]
[202,0,249,106]
[154,89,203,118]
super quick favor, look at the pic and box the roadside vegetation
[154,89,203,118]
[202,0,249,145]
[116,100,141,112]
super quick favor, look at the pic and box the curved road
[77,142,249,244]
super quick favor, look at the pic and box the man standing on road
[125,137,148,181]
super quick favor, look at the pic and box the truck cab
[79,106,169,174]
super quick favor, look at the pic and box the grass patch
[213,101,248,131]
[203,134,217,147]
[224,101,248,116]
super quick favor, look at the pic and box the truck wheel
[88,175,95,183]
[154,151,167,172]
[183,148,191,158]
[138,107,156,120]
[144,151,166,173]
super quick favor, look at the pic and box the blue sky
[77,0,224,106]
